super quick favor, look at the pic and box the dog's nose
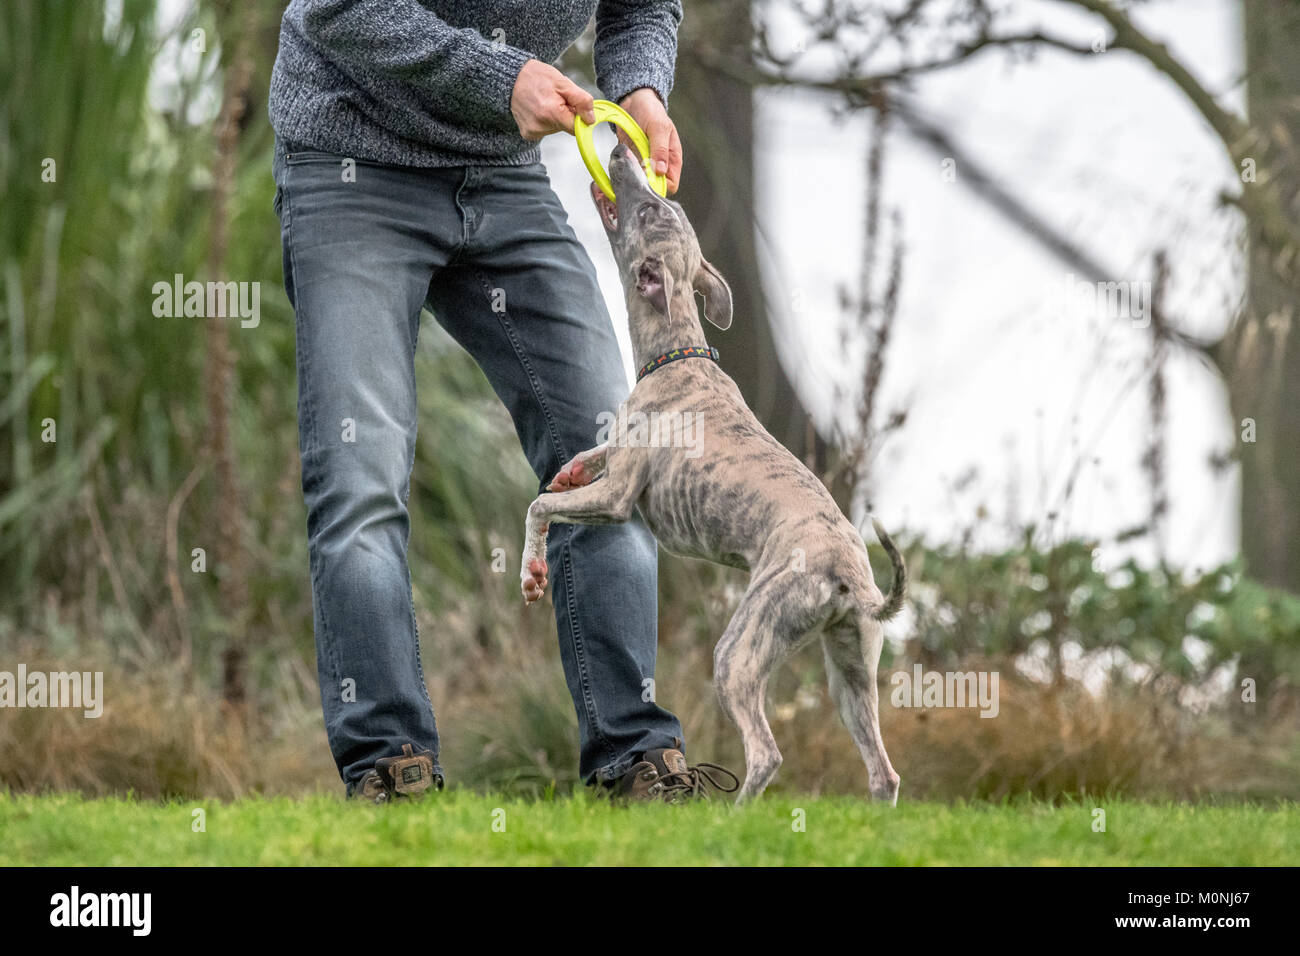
[610,144,653,198]
[609,143,637,172]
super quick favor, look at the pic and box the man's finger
[552,102,577,135]
[646,118,673,180]
[665,124,683,194]
[559,82,596,127]
[545,88,587,135]
[614,115,680,192]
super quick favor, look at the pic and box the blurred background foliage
[1,0,1297,802]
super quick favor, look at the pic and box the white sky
[545,0,1245,573]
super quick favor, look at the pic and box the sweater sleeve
[593,0,684,107]
[296,0,534,132]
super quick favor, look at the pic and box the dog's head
[590,143,733,334]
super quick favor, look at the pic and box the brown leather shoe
[611,747,739,802]
[351,744,444,804]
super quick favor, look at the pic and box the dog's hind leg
[713,571,820,803]
[822,617,900,804]
[714,616,783,802]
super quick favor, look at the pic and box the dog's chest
[622,368,804,569]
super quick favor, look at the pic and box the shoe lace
[657,761,740,799]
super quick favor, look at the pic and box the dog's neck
[627,286,709,371]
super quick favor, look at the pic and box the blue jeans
[271,138,683,791]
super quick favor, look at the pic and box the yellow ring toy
[574,100,669,201]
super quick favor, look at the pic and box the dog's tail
[867,517,907,621]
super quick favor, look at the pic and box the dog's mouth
[591,182,619,233]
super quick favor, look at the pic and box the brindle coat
[521,145,905,803]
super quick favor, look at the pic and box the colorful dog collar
[636,345,721,381]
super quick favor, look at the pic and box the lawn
[2,792,1296,866]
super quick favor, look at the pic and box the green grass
[1,792,1296,865]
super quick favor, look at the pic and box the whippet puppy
[520,144,905,804]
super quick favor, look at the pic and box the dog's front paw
[547,458,594,492]
[521,549,549,604]
[547,447,607,492]
[521,556,548,603]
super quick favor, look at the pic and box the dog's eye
[637,204,655,224]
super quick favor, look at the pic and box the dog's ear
[635,257,672,315]
[693,257,733,330]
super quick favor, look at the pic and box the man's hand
[510,59,596,141]
[618,87,682,194]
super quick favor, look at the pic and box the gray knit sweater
[269,0,684,167]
